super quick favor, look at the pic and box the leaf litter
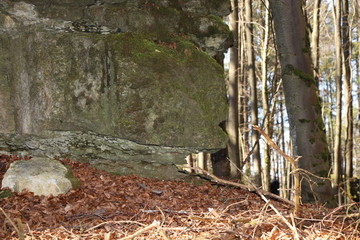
[0,154,358,239]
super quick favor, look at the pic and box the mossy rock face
[0,0,230,179]
[0,31,227,149]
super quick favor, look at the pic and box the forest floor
[0,154,359,240]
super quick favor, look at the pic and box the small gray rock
[1,157,73,196]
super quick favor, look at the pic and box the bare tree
[245,0,261,186]
[342,0,353,202]
[269,0,335,205]
[355,0,360,179]
[227,0,241,178]
[197,152,207,170]
[261,0,271,192]
[332,0,343,204]
[311,0,322,86]
[237,0,250,178]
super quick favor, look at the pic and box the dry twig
[85,220,146,233]
[253,125,301,216]
[244,176,301,240]
[119,220,160,240]
[0,207,24,240]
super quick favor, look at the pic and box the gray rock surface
[0,0,231,179]
[0,131,200,179]
[1,158,73,196]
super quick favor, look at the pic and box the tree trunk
[186,154,194,174]
[355,2,360,179]
[238,1,250,178]
[279,97,289,198]
[332,0,343,204]
[324,79,335,156]
[245,0,261,186]
[269,0,334,205]
[311,0,322,87]
[227,0,241,178]
[198,152,206,170]
[342,0,353,202]
[261,0,271,191]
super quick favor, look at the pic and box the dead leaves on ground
[0,154,359,239]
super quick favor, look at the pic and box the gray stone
[1,157,73,196]
[179,0,231,16]
[1,32,227,149]
[0,131,203,180]
[0,0,232,180]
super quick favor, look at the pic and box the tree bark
[245,0,261,186]
[269,0,334,205]
[227,0,241,178]
[261,0,271,192]
[186,154,194,174]
[238,0,250,178]
[355,2,360,179]
[332,0,343,204]
[198,152,207,170]
[341,0,353,202]
[311,0,322,87]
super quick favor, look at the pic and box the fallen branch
[189,215,234,224]
[140,209,189,214]
[85,220,145,233]
[184,166,294,207]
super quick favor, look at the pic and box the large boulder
[0,0,231,179]
[1,158,74,196]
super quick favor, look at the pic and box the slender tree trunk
[342,0,353,202]
[245,0,261,186]
[332,0,343,204]
[238,1,250,177]
[325,79,335,155]
[286,133,293,200]
[198,152,207,170]
[279,97,288,198]
[227,0,241,178]
[311,0,322,87]
[186,154,194,174]
[261,0,271,191]
[269,0,335,205]
[356,3,360,178]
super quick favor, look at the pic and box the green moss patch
[64,164,82,189]
[0,189,13,199]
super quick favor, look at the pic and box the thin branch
[184,166,294,207]
[119,220,160,240]
[0,207,24,240]
[85,220,145,233]
[253,125,301,217]
[244,176,301,240]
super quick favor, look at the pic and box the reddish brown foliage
[0,154,358,239]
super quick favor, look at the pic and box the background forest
[202,0,360,206]
[222,0,360,203]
